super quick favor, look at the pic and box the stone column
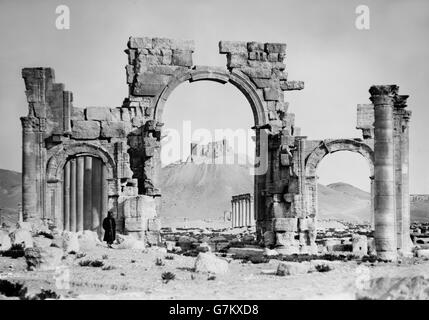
[243,196,249,227]
[250,195,255,226]
[370,85,398,261]
[21,118,38,221]
[91,158,101,233]
[70,159,77,232]
[238,199,242,227]
[76,157,84,231]
[231,200,235,228]
[84,157,93,230]
[396,95,412,255]
[241,199,245,227]
[100,163,108,237]
[63,161,70,231]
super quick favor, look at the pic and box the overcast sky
[0,0,428,193]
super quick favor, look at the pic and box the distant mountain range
[0,168,21,225]
[1,166,428,225]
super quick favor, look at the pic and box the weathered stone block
[101,121,127,138]
[128,37,153,49]
[147,65,183,75]
[252,78,275,89]
[147,218,161,231]
[71,107,85,120]
[133,73,170,96]
[126,65,135,83]
[172,50,193,67]
[272,218,297,232]
[276,102,289,113]
[280,80,304,91]
[125,217,145,232]
[219,41,247,54]
[152,37,172,49]
[247,42,264,52]
[227,53,248,68]
[268,53,279,62]
[71,120,100,139]
[145,230,160,246]
[263,88,280,101]
[272,62,286,70]
[276,231,296,246]
[240,66,272,79]
[86,107,112,121]
[263,231,276,247]
[276,261,310,276]
[265,43,286,54]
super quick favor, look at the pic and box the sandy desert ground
[1,242,429,300]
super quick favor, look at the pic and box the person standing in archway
[102,210,116,248]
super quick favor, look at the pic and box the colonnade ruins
[20,36,411,260]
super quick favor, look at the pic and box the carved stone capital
[20,116,39,132]
[394,94,409,108]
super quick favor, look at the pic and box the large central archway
[151,67,267,225]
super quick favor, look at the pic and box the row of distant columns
[231,194,255,228]
[62,156,108,233]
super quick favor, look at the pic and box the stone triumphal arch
[20,36,411,259]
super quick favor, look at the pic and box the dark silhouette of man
[102,210,116,248]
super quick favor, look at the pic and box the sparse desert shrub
[79,259,104,268]
[207,275,216,281]
[25,289,60,300]
[2,243,25,259]
[361,255,381,263]
[155,257,165,266]
[131,259,136,263]
[36,231,54,239]
[102,265,116,271]
[161,271,176,283]
[315,264,332,272]
[102,254,109,260]
[68,251,77,255]
[0,280,27,298]
[165,255,174,260]
[183,249,199,257]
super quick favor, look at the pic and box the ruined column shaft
[370,86,398,260]
[76,157,84,231]
[83,156,93,230]
[100,163,108,236]
[63,161,70,230]
[91,158,101,233]
[401,119,411,253]
[70,159,77,232]
[249,197,255,225]
[231,201,235,228]
[21,124,38,221]
[393,109,403,249]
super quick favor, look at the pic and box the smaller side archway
[44,142,117,230]
[303,139,375,221]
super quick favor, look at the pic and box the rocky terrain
[1,220,429,300]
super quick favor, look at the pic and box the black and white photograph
[0,0,429,305]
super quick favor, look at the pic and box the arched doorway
[62,156,108,234]
[159,79,255,226]
[304,139,374,223]
[316,151,372,225]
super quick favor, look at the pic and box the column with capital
[395,95,412,256]
[370,85,398,261]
